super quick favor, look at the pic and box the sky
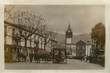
[9,5,105,35]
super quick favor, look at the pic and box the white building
[5,21,57,62]
[65,24,92,57]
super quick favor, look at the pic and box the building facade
[76,40,86,57]
[4,21,57,62]
[65,25,92,58]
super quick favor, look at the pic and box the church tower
[65,24,73,55]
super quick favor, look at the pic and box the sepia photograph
[4,5,105,70]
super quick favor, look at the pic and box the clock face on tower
[66,38,72,44]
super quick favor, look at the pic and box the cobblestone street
[5,59,104,70]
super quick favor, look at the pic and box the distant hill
[55,33,65,44]
[73,33,91,44]
[55,32,91,44]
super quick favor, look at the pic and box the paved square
[5,59,104,70]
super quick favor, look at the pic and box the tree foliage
[91,23,105,66]
[5,6,57,50]
[91,22,105,49]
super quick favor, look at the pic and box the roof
[76,40,86,45]
[5,20,57,43]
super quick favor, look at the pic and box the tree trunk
[25,38,27,48]
[24,38,28,56]
[41,37,43,49]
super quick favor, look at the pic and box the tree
[4,5,15,22]
[40,24,57,50]
[91,22,105,49]
[14,10,45,52]
[5,6,45,58]
[91,22,105,66]
[4,5,58,62]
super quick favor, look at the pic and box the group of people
[29,49,51,63]
[53,50,65,63]
[16,47,51,63]
[80,55,90,62]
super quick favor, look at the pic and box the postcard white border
[0,0,110,73]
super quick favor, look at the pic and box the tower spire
[66,23,73,38]
[67,23,72,32]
